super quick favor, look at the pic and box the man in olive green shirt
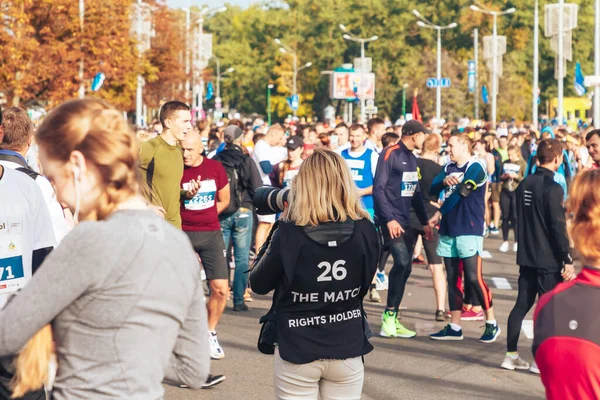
[139,101,200,228]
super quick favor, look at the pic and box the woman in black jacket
[250,149,380,400]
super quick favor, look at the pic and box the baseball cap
[224,125,243,140]
[286,136,304,150]
[402,120,431,136]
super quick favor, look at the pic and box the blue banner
[482,85,489,104]
[91,72,105,91]
[575,62,586,97]
[205,82,214,101]
[468,60,475,93]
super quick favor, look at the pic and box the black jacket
[213,145,262,210]
[250,219,379,364]
[516,167,573,271]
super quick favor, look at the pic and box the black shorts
[413,227,442,265]
[185,230,228,280]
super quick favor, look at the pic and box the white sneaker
[501,354,530,370]
[513,242,518,252]
[375,271,389,290]
[369,288,382,303]
[499,242,509,253]
[208,332,225,360]
[530,360,540,374]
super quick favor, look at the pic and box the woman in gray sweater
[0,99,209,399]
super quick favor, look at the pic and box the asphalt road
[164,234,546,400]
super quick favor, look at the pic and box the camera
[253,187,290,215]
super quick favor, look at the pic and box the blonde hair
[36,99,140,220]
[567,169,600,263]
[284,149,370,226]
[11,325,53,398]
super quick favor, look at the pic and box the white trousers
[273,348,364,400]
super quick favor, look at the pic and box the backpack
[0,151,41,180]
[215,149,247,217]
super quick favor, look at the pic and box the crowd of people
[0,98,598,399]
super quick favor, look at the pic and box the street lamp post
[79,0,85,99]
[339,25,378,124]
[192,6,226,121]
[413,10,458,124]
[211,56,234,105]
[275,38,312,118]
[267,84,274,126]
[186,2,226,111]
[471,2,516,129]
[133,0,152,127]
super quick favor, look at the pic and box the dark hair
[253,133,265,145]
[159,101,190,128]
[349,123,364,134]
[0,107,33,151]
[367,118,385,134]
[228,119,244,130]
[335,122,348,130]
[537,138,563,165]
[586,129,600,142]
[382,132,400,148]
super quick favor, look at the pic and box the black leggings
[506,267,562,352]
[500,189,518,242]
[384,228,417,312]
[445,255,493,312]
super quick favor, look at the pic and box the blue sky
[166,0,255,9]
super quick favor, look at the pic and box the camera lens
[253,187,290,215]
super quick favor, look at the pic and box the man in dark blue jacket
[374,120,432,338]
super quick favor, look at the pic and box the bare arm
[216,184,231,215]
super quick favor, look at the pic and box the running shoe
[244,288,253,302]
[479,323,501,343]
[435,310,446,322]
[179,374,226,389]
[512,242,518,252]
[375,271,389,290]
[395,319,417,338]
[380,311,397,337]
[461,309,484,321]
[413,254,426,265]
[233,303,249,312]
[501,354,530,370]
[208,332,225,359]
[430,324,464,341]
[202,374,226,389]
[499,241,510,253]
[489,226,500,235]
[369,288,382,303]
[529,361,540,374]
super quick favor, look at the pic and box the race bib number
[503,163,520,175]
[283,169,300,188]
[0,220,26,295]
[444,172,464,200]
[401,171,419,197]
[184,179,217,211]
[345,159,365,182]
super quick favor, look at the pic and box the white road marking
[522,320,534,339]
[492,277,512,290]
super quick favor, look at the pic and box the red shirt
[533,267,600,400]
[180,158,228,232]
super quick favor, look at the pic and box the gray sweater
[0,210,209,399]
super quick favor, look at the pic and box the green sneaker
[395,319,417,338]
[379,310,397,337]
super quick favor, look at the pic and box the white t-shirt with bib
[0,167,56,308]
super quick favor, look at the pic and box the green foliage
[205,0,598,122]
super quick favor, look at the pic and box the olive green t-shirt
[139,135,184,228]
